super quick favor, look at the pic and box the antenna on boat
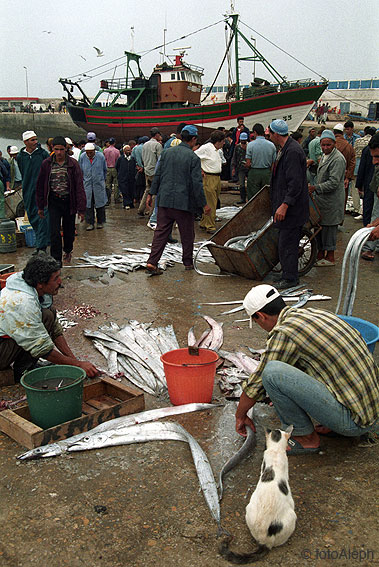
[130,26,135,52]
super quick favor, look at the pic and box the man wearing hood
[0,256,98,382]
[17,131,50,253]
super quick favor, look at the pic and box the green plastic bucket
[21,365,85,429]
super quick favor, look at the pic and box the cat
[219,425,296,564]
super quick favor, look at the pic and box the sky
[1,0,378,99]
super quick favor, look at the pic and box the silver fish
[68,421,225,533]
[218,426,256,500]
[17,403,219,461]
[188,326,196,347]
[202,315,224,351]
[291,291,313,308]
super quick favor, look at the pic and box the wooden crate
[0,376,144,449]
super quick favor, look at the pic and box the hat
[320,130,336,141]
[84,142,95,150]
[52,136,67,147]
[109,137,116,144]
[359,130,364,136]
[86,132,96,141]
[333,123,344,133]
[240,132,248,141]
[269,119,288,135]
[9,145,18,154]
[181,124,198,136]
[150,127,161,136]
[65,137,73,145]
[138,136,149,144]
[243,284,281,327]
[22,130,37,141]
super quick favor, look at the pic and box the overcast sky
[1,0,378,99]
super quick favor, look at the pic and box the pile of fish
[215,206,242,221]
[84,320,180,396]
[223,218,273,251]
[335,227,374,316]
[57,304,101,329]
[70,242,215,274]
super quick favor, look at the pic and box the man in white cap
[65,137,80,161]
[17,131,50,253]
[8,146,22,190]
[268,119,309,289]
[235,284,379,455]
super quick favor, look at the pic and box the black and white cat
[220,426,296,564]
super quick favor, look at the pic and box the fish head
[17,443,61,461]
[67,433,108,452]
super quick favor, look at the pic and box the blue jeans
[149,200,158,224]
[261,361,377,436]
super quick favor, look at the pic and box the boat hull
[67,84,326,142]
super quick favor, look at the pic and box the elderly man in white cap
[235,284,379,455]
[79,142,107,230]
[8,146,22,190]
[17,131,50,253]
[65,137,81,161]
[268,119,309,290]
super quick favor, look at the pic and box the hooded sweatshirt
[0,273,62,358]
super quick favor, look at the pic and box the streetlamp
[23,66,29,99]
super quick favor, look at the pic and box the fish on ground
[218,426,256,500]
[17,403,220,461]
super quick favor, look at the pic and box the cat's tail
[219,535,269,564]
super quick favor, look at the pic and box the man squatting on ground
[0,256,98,382]
[36,136,87,266]
[235,285,379,455]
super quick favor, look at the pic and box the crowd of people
[0,116,378,276]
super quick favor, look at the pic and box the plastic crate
[20,225,36,248]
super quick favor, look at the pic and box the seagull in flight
[42,30,53,34]
[93,47,104,57]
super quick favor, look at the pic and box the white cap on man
[243,284,281,327]
[65,137,73,146]
[333,123,344,133]
[22,130,37,141]
[84,142,95,151]
[9,146,19,154]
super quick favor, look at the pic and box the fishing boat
[59,13,327,142]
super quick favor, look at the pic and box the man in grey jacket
[145,125,210,274]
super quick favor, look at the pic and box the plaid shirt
[243,307,379,427]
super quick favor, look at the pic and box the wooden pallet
[0,376,144,449]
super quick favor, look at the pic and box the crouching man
[0,256,99,382]
[235,284,379,455]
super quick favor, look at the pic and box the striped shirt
[243,307,379,427]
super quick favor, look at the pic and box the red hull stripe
[84,100,312,128]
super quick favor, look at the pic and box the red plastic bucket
[161,348,219,405]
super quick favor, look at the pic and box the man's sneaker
[63,251,72,264]
[86,225,94,231]
[167,235,178,244]
[147,220,157,230]
[353,214,363,221]
[276,278,299,290]
[97,223,104,229]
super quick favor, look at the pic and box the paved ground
[0,193,378,567]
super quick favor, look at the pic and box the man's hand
[78,213,85,222]
[203,204,211,215]
[306,159,314,168]
[235,391,256,437]
[78,361,99,377]
[308,184,316,194]
[137,165,143,173]
[232,168,235,177]
[344,178,349,190]
[146,194,152,208]
[274,203,288,222]
[38,209,44,219]
[236,415,256,437]
[368,218,379,240]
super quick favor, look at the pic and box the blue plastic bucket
[20,225,36,247]
[338,315,379,354]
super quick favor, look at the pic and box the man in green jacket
[17,131,50,253]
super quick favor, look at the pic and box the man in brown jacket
[333,123,356,210]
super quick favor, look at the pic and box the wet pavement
[0,193,378,567]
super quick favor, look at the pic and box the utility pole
[23,66,29,99]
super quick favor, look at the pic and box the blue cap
[240,132,248,140]
[269,119,288,135]
[320,130,336,141]
[181,124,198,136]
[87,131,96,141]
[138,136,149,144]
[109,137,116,143]
[359,130,364,136]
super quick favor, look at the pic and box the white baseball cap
[84,142,95,150]
[22,130,37,141]
[333,123,344,133]
[65,137,73,145]
[9,146,19,154]
[243,284,281,327]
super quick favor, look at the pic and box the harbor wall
[0,112,86,139]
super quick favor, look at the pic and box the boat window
[212,87,217,93]
[181,72,185,80]
[177,72,181,81]
[217,86,223,92]
[171,73,175,80]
